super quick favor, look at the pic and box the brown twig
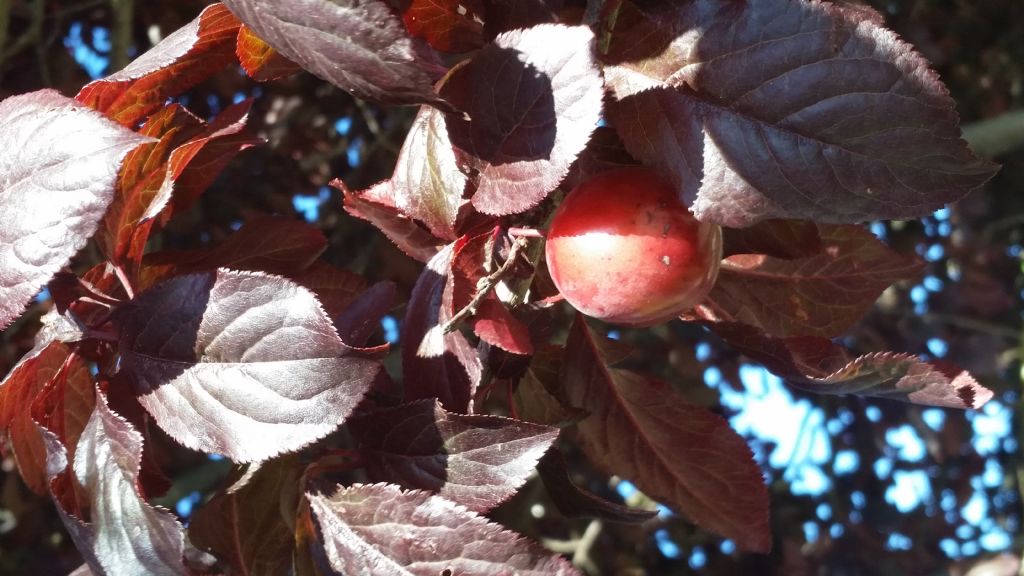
[109,0,134,72]
[442,237,527,334]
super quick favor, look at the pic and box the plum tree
[544,167,722,327]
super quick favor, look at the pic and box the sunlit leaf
[117,269,381,461]
[0,90,151,330]
[308,483,580,575]
[605,0,997,226]
[223,0,450,108]
[349,400,558,512]
[562,316,771,552]
[441,24,603,215]
[236,24,302,81]
[76,3,241,126]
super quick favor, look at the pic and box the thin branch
[0,0,43,64]
[109,0,134,73]
[442,238,527,334]
[572,520,603,574]
[0,0,10,65]
[963,108,1024,158]
[922,313,1021,341]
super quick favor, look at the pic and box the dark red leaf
[189,456,302,575]
[333,281,397,347]
[222,0,450,108]
[341,180,445,263]
[561,126,640,192]
[403,0,486,53]
[709,321,994,410]
[441,25,604,215]
[698,224,923,338]
[513,346,588,428]
[721,219,822,260]
[68,390,188,574]
[117,269,381,461]
[349,400,558,512]
[391,104,467,240]
[236,24,302,81]
[75,3,241,126]
[291,261,371,320]
[562,316,771,552]
[308,483,580,575]
[0,90,151,330]
[483,0,563,38]
[605,0,998,226]
[537,450,657,523]
[402,245,483,412]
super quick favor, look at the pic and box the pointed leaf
[342,180,445,263]
[402,0,485,53]
[605,1,997,226]
[708,321,993,409]
[189,456,302,576]
[117,269,381,461]
[292,261,371,320]
[75,4,241,126]
[0,89,151,330]
[72,389,188,575]
[349,400,558,512]
[308,483,580,575]
[537,450,656,523]
[700,224,923,338]
[441,24,604,215]
[562,316,770,552]
[403,244,482,412]
[391,104,466,240]
[236,24,302,81]
[222,0,450,108]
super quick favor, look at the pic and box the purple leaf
[0,90,151,330]
[222,0,449,108]
[72,390,187,575]
[333,280,397,347]
[562,316,771,552]
[709,321,993,409]
[721,219,822,260]
[117,269,381,461]
[308,483,580,575]
[605,0,998,227]
[349,400,558,512]
[342,180,445,263]
[441,24,604,215]
[700,224,924,338]
[483,0,563,39]
[402,0,486,53]
[391,104,467,240]
[402,245,483,412]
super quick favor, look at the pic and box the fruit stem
[507,227,546,239]
[443,238,527,334]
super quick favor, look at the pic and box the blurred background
[0,1,1022,574]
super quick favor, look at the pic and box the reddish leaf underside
[441,24,604,216]
[605,0,997,227]
[349,400,559,512]
[0,90,152,330]
[341,180,445,263]
[402,244,483,412]
[708,321,994,410]
[75,3,241,127]
[222,0,450,108]
[236,24,302,81]
[308,483,581,575]
[561,316,771,552]
[698,224,924,338]
[402,0,486,53]
[117,269,381,462]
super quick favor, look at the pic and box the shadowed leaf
[708,321,994,410]
[721,219,822,260]
[308,483,580,575]
[402,244,482,412]
[117,269,381,462]
[605,0,997,226]
[0,90,151,330]
[402,0,485,53]
[349,400,558,512]
[223,0,450,108]
[562,316,771,552]
[698,224,923,338]
[76,3,241,126]
[537,450,656,523]
[441,24,603,215]
[341,180,445,263]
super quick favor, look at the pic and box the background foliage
[0,0,1023,574]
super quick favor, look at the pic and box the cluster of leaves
[0,0,1002,573]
